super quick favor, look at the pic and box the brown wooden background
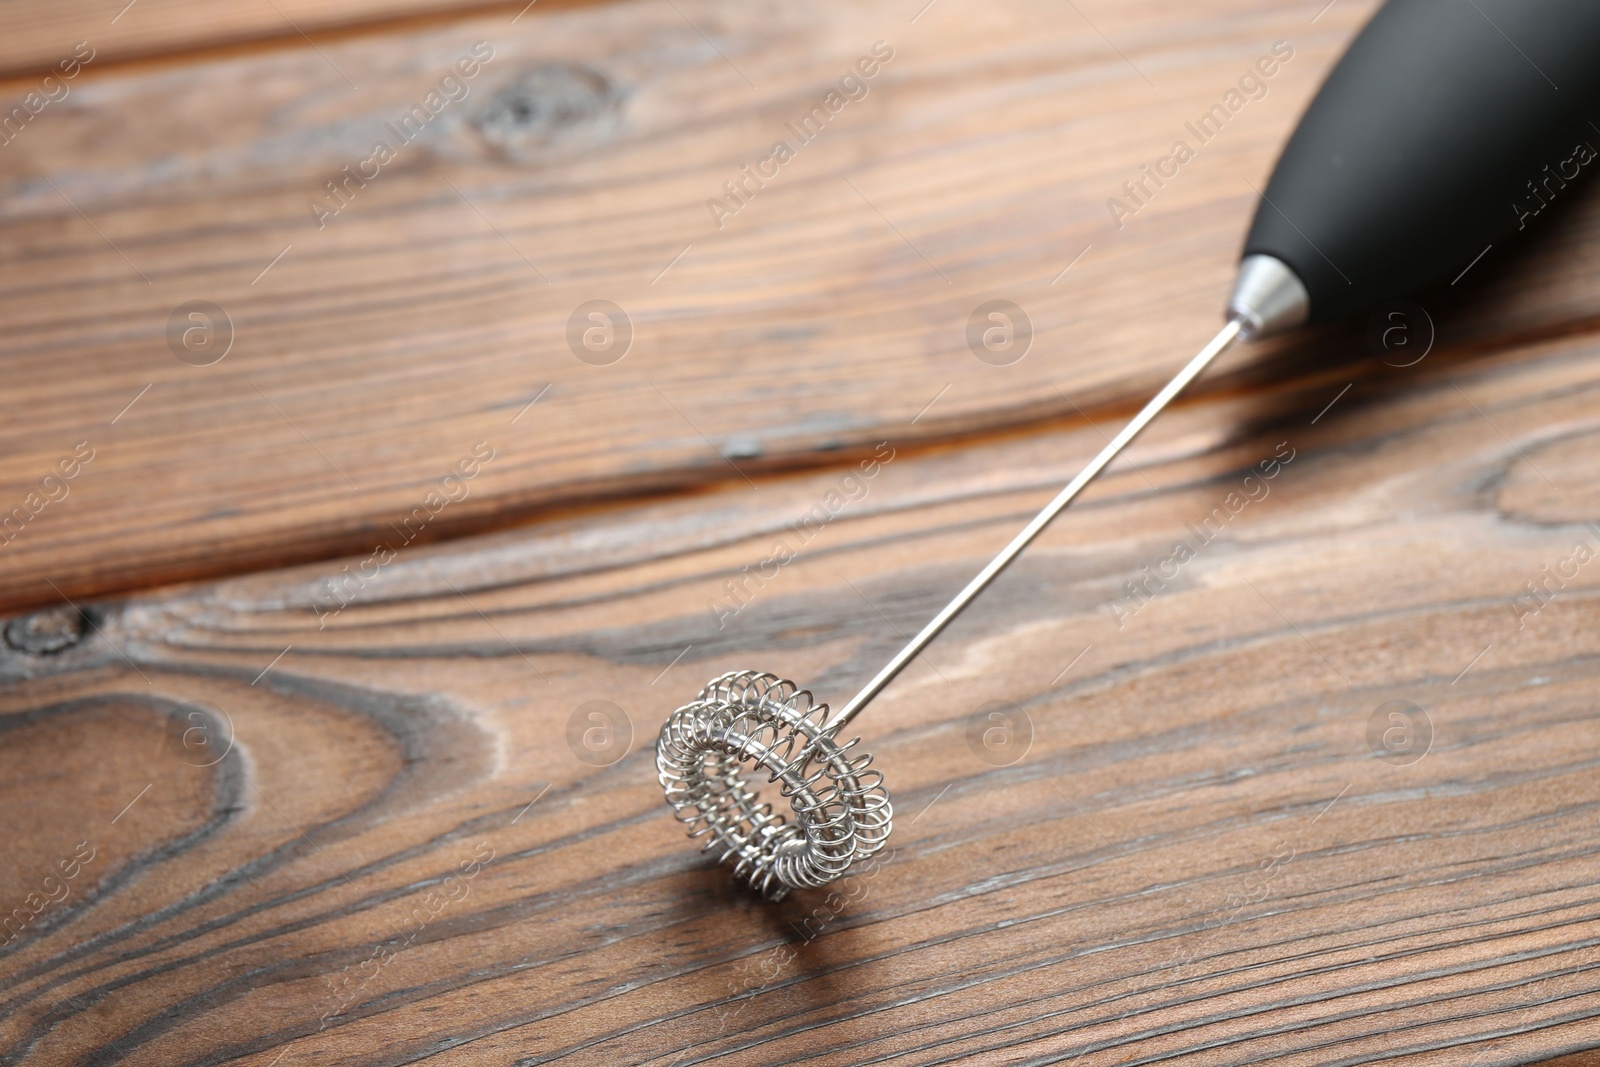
[3,0,1600,1063]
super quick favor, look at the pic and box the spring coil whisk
[656,671,892,900]
[652,316,1248,900]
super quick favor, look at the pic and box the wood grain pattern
[0,0,565,80]
[4,318,1600,1065]
[5,0,1600,614]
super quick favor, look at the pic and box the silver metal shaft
[824,316,1245,733]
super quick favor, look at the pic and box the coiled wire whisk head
[656,670,893,900]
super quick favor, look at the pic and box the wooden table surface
[4,0,1599,1063]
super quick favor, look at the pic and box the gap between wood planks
[0,0,612,82]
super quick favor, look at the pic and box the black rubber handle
[1243,0,1600,324]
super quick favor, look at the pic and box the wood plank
[0,0,549,80]
[4,319,1600,1064]
[6,0,1600,613]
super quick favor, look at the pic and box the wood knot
[1496,428,1600,525]
[472,63,623,159]
[5,604,86,654]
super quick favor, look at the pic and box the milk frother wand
[656,0,1600,900]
